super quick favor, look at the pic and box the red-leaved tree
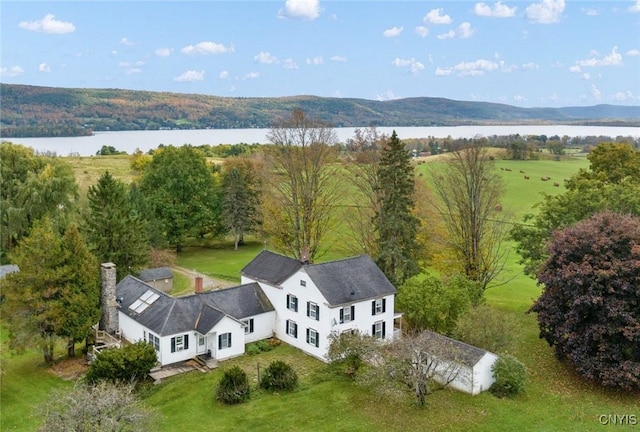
[530,211,640,391]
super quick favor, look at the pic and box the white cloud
[437,59,499,76]
[181,41,234,55]
[155,48,172,57]
[513,94,525,101]
[19,14,75,34]
[584,8,598,16]
[255,52,279,64]
[576,46,622,67]
[499,60,517,72]
[383,26,403,38]
[424,8,452,25]
[630,1,640,12]
[306,56,323,65]
[437,30,456,40]
[0,65,25,77]
[39,63,51,72]
[173,70,205,82]
[569,65,581,73]
[125,68,142,75]
[283,58,299,69]
[244,72,260,79]
[474,2,516,18]
[437,23,475,39]
[330,55,347,62]
[219,70,229,79]
[375,90,398,101]
[591,84,601,100]
[626,49,640,57]
[279,0,320,20]
[526,0,565,24]
[522,62,539,69]
[414,26,429,37]
[391,57,425,75]
[612,91,636,101]
[581,72,591,80]
[119,37,134,46]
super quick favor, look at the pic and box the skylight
[129,289,160,314]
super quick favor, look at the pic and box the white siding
[243,311,275,343]
[210,316,245,361]
[471,352,498,395]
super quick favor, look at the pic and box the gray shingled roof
[241,250,302,285]
[420,330,490,367]
[137,267,173,282]
[116,276,272,336]
[0,264,19,278]
[305,255,396,306]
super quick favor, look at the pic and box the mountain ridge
[1,83,639,138]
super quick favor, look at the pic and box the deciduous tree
[530,211,640,391]
[374,131,420,286]
[430,140,508,291]
[263,109,341,261]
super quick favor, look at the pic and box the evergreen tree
[86,171,149,276]
[374,131,420,286]
[221,158,262,250]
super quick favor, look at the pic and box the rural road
[171,266,235,291]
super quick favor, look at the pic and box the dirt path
[172,266,236,291]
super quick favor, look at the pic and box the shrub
[453,304,517,353]
[256,339,273,352]
[216,366,250,404]
[86,341,158,384]
[326,331,377,378]
[246,343,261,355]
[259,360,298,392]
[490,354,527,398]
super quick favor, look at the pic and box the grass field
[2,152,638,431]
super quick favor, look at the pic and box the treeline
[3,83,640,138]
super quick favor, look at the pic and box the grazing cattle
[519,170,526,173]
[524,175,530,179]
[505,168,512,172]
[553,182,559,187]
[541,176,550,181]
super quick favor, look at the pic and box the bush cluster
[215,366,250,404]
[490,354,527,398]
[260,360,298,392]
[246,340,273,355]
[86,341,158,384]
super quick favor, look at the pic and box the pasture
[2,151,638,432]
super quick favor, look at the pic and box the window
[300,280,306,287]
[372,298,386,315]
[287,294,298,312]
[307,302,320,320]
[218,332,232,349]
[148,333,160,351]
[340,305,355,323]
[372,321,386,339]
[286,320,298,338]
[198,335,205,347]
[243,318,254,334]
[306,328,319,348]
[170,334,189,353]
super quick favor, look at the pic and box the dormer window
[300,280,306,287]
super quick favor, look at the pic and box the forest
[2,83,639,137]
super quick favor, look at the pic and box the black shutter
[184,334,189,350]
[229,333,232,347]
[171,337,176,353]
[382,298,386,313]
[372,300,376,315]
[351,305,355,320]
[315,332,319,348]
[294,297,298,312]
[316,306,320,321]
[286,294,290,308]
[307,302,310,317]
[218,334,222,350]
[306,328,310,343]
[294,323,298,338]
[339,308,344,324]
[372,324,375,336]
[382,321,386,339]
[250,319,254,333]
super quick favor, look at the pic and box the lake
[6,125,640,157]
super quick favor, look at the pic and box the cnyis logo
[598,414,637,426]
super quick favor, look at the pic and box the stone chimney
[195,276,203,294]
[99,262,119,335]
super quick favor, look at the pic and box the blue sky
[2,1,639,107]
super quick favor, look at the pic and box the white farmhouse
[106,250,401,366]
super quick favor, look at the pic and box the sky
[1,0,640,108]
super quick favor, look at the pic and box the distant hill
[1,83,639,137]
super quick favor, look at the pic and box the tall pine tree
[86,171,149,276]
[374,131,420,286]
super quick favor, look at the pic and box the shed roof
[137,267,173,282]
[420,330,491,368]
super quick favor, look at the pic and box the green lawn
[2,154,638,431]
